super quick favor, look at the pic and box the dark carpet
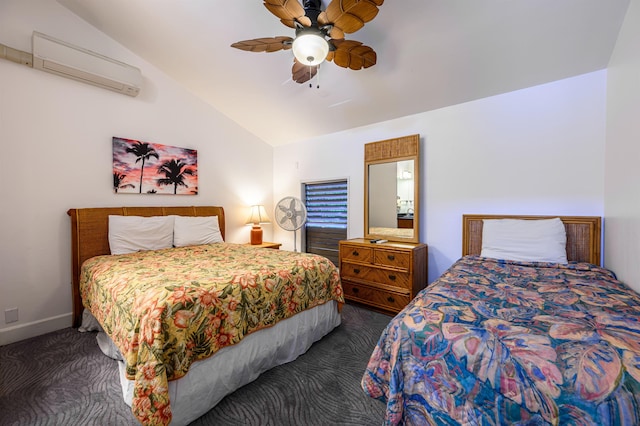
[0,304,391,425]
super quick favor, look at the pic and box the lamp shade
[246,205,271,225]
[292,32,329,66]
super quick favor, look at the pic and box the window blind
[304,181,348,228]
[303,180,347,266]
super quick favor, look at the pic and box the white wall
[605,0,640,292]
[274,71,607,281]
[0,0,273,345]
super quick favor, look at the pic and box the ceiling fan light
[292,33,329,66]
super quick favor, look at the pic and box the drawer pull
[387,254,395,261]
[352,288,359,294]
[387,296,395,303]
[352,250,359,256]
[353,268,361,274]
[388,275,397,281]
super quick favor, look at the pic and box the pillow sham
[173,215,224,247]
[108,215,174,255]
[480,217,568,263]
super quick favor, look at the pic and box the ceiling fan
[231,0,384,85]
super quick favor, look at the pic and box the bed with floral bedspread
[80,242,343,426]
[362,255,640,425]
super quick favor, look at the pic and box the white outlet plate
[5,308,18,323]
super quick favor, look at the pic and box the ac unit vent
[32,31,142,97]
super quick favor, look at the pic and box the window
[302,180,348,266]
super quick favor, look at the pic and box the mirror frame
[364,134,420,243]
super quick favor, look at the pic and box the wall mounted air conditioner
[32,31,142,97]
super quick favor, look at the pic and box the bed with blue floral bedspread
[362,255,640,425]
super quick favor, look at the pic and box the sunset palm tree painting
[112,137,198,195]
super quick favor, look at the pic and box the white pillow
[173,215,224,247]
[108,215,174,255]
[480,218,568,263]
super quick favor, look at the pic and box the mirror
[364,134,420,243]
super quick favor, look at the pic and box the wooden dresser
[339,238,428,314]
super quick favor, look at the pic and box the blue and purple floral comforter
[362,256,640,425]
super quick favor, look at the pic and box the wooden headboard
[67,206,225,327]
[462,214,601,266]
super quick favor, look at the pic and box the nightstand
[245,242,282,249]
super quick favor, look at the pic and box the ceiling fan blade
[231,36,293,53]
[327,39,376,70]
[264,0,312,28]
[292,59,318,84]
[321,0,384,34]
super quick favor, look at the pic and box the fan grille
[275,196,308,231]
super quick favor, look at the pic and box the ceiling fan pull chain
[309,65,312,88]
[317,64,320,89]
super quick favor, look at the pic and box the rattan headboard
[67,206,225,327]
[462,214,601,266]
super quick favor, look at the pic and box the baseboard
[0,312,73,346]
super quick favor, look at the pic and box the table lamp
[246,205,271,245]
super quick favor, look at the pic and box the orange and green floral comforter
[363,256,640,425]
[80,243,343,425]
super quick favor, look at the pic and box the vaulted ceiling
[57,0,630,146]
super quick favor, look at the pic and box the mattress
[110,301,341,425]
[362,255,640,425]
[85,300,340,425]
[80,243,343,424]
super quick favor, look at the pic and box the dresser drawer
[340,244,373,263]
[369,268,411,289]
[341,263,411,290]
[341,263,375,281]
[374,249,411,270]
[342,281,410,312]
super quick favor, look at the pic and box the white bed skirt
[85,301,341,425]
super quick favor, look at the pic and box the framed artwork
[113,137,198,195]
